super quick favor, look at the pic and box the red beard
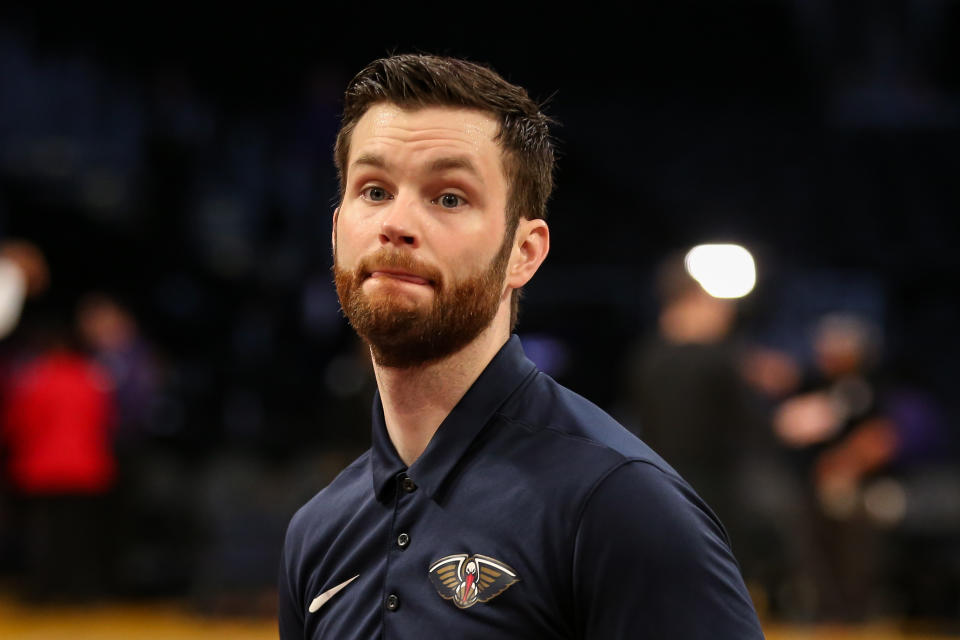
[333,235,512,368]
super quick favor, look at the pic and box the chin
[364,290,432,316]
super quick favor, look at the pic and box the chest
[301,475,578,640]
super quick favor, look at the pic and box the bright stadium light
[684,244,756,299]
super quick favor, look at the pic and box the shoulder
[499,370,681,477]
[570,460,764,636]
[577,459,728,552]
[483,370,708,530]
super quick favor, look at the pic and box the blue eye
[438,193,463,208]
[363,186,391,202]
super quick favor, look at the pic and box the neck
[372,310,511,467]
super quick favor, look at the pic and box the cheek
[443,237,502,279]
[334,215,374,264]
[431,210,505,253]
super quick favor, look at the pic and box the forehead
[348,104,503,171]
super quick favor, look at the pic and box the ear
[506,218,550,291]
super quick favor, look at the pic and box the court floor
[0,596,955,639]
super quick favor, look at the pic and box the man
[279,54,765,639]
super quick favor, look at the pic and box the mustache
[357,250,443,285]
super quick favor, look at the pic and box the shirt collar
[369,335,537,500]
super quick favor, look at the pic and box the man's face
[333,104,513,368]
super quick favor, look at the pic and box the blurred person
[0,238,50,581]
[771,312,948,620]
[279,54,763,639]
[0,239,50,340]
[623,253,760,521]
[622,254,794,614]
[774,314,892,512]
[0,240,51,300]
[0,311,116,601]
[75,293,173,593]
[76,293,162,448]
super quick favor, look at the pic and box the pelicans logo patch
[428,554,519,609]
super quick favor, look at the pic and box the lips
[369,270,432,286]
[356,250,442,288]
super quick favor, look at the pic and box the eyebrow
[426,156,483,183]
[350,153,484,183]
[351,153,388,172]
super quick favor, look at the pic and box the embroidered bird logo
[428,554,519,609]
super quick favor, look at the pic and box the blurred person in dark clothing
[772,313,949,481]
[775,314,892,504]
[621,253,807,617]
[771,312,950,621]
[75,293,171,594]
[623,253,762,526]
[77,293,162,449]
[0,311,117,601]
[769,313,888,620]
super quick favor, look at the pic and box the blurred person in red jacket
[1,311,116,601]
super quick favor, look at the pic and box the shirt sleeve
[572,460,765,639]
[278,521,305,640]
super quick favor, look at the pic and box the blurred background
[0,2,958,637]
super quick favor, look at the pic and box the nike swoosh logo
[309,574,359,613]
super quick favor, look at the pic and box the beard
[334,235,512,368]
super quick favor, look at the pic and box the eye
[361,186,392,202]
[435,193,466,209]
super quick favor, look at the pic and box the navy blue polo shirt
[279,336,764,639]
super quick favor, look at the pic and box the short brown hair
[333,54,555,328]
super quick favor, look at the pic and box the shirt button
[397,532,410,549]
[401,476,417,493]
[386,593,400,611]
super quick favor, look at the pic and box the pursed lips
[367,269,433,286]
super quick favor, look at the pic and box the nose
[379,195,419,248]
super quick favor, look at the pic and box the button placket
[385,474,416,619]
